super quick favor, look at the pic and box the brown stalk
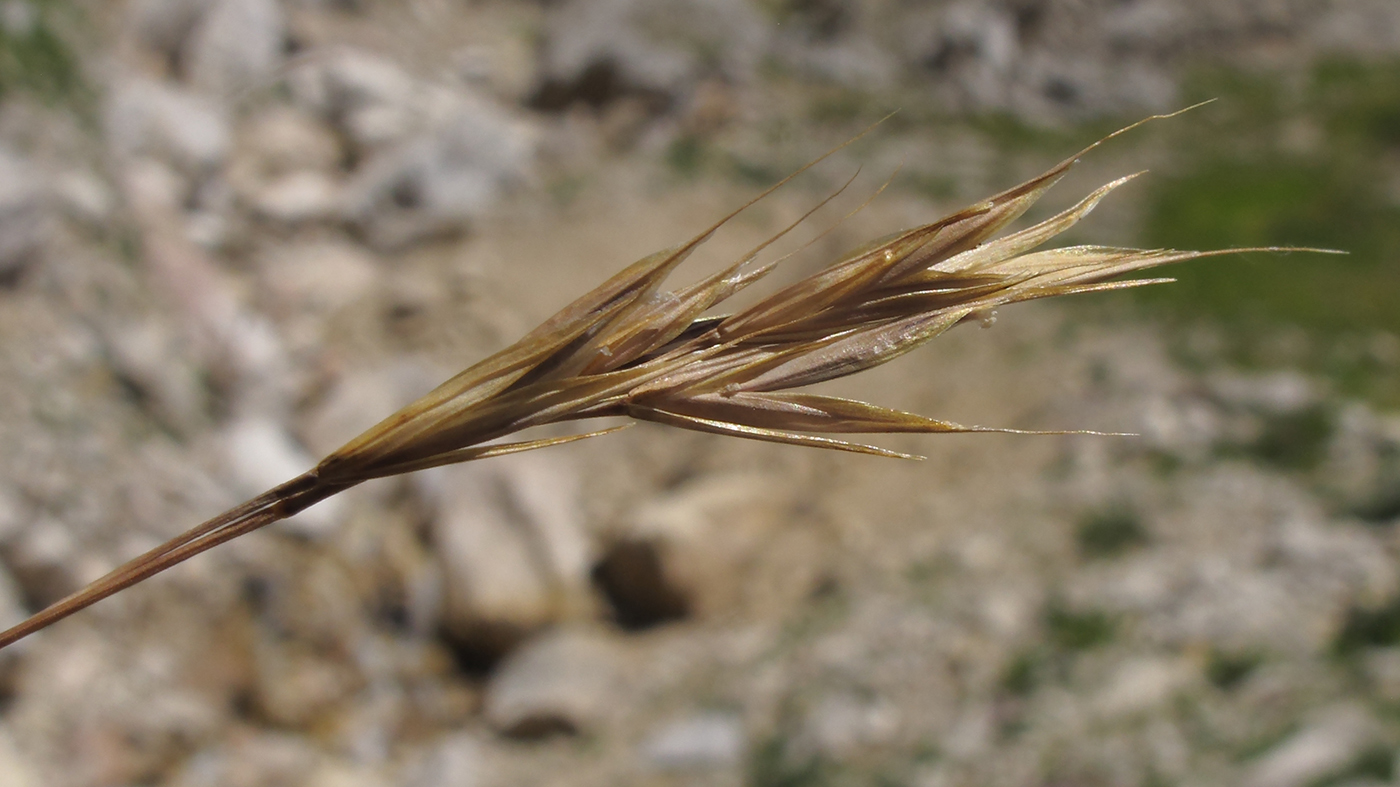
[0,108,1338,650]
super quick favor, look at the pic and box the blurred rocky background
[0,1,1399,785]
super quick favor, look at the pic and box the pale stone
[107,77,231,173]
[483,626,626,737]
[421,451,593,656]
[185,0,286,97]
[401,734,486,787]
[642,713,745,770]
[1094,657,1198,719]
[1244,705,1373,787]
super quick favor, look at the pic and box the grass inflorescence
[0,108,1332,649]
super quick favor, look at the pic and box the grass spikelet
[0,109,1337,649]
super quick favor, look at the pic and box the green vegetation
[664,131,789,186]
[546,173,588,207]
[1135,59,1400,405]
[1310,746,1396,787]
[1076,505,1149,558]
[1001,649,1041,697]
[1247,405,1335,470]
[1346,441,1400,522]
[807,85,877,125]
[0,1,83,105]
[1206,650,1262,691]
[749,737,835,787]
[1045,604,1117,651]
[1333,594,1400,655]
[1142,161,1400,331]
[665,133,707,177]
[1212,404,1337,471]
[746,733,918,787]
[895,171,958,201]
[1353,480,1400,523]
[998,605,1122,700]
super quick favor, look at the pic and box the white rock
[341,91,535,248]
[0,561,25,634]
[1320,403,1400,521]
[251,636,358,728]
[422,451,593,649]
[224,416,342,537]
[1273,517,1396,605]
[533,0,770,109]
[235,105,343,175]
[0,1,36,36]
[1146,718,1191,779]
[1094,657,1197,719]
[598,474,786,622]
[1139,392,1221,460]
[259,240,378,315]
[450,38,537,101]
[122,156,187,212]
[1100,467,1394,656]
[185,0,285,97]
[786,38,900,92]
[495,453,592,596]
[0,145,49,278]
[1,517,79,607]
[1245,705,1373,787]
[0,485,21,542]
[228,106,344,222]
[1103,0,1190,45]
[978,589,1034,639]
[286,49,536,246]
[249,170,341,222]
[118,162,296,408]
[106,319,208,432]
[305,763,388,787]
[183,208,228,249]
[803,693,900,758]
[53,170,114,227]
[943,702,994,760]
[0,727,41,787]
[769,6,900,91]
[1311,0,1400,53]
[107,77,231,173]
[127,0,213,62]
[401,734,486,787]
[903,3,1019,111]
[642,713,745,771]
[483,626,626,737]
[168,732,324,787]
[1207,370,1320,415]
[287,50,421,149]
[900,0,1195,120]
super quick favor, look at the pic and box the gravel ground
[1,2,1399,786]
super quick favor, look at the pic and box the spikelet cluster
[0,110,1310,649]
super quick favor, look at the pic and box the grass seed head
[0,107,1338,649]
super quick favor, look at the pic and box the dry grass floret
[0,108,1331,649]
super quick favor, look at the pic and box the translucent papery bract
[643,392,985,434]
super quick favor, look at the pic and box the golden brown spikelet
[0,107,1335,649]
